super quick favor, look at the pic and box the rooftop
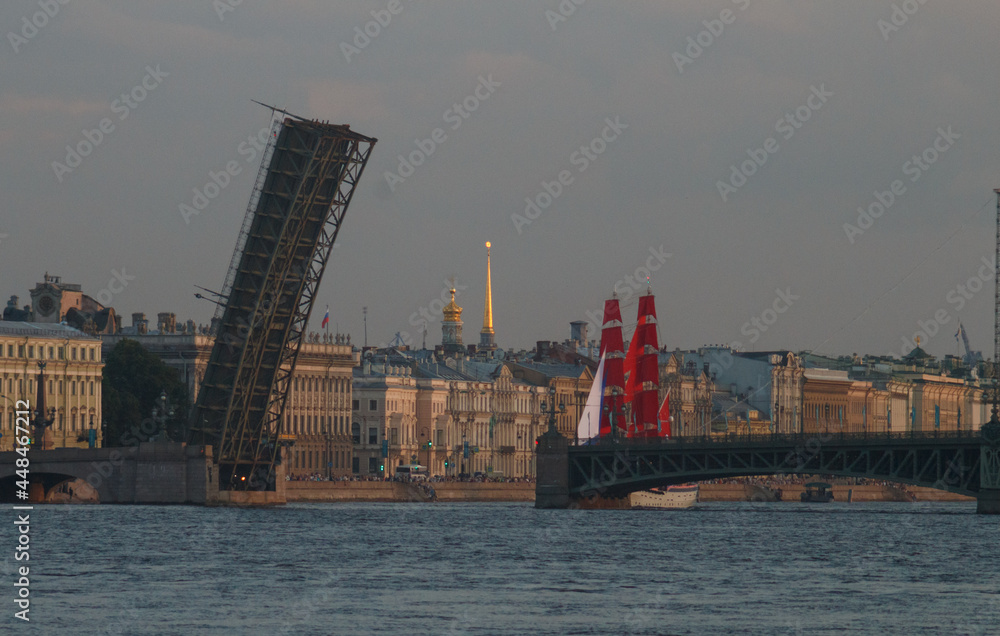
[0,322,98,341]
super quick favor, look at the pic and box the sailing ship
[576,289,698,508]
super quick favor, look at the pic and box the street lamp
[602,387,620,443]
[324,429,332,480]
[31,362,56,450]
[150,390,174,442]
[541,385,566,436]
[88,414,97,449]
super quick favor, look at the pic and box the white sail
[577,353,606,442]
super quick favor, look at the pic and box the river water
[11,501,1000,635]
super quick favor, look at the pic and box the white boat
[629,484,699,509]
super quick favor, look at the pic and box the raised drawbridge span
[191,111,376,491]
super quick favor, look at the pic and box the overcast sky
[3,1,999,359]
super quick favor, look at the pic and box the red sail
[599,297,626,438]
[658,388,671,438]
[629,294,660,438]
[622,317,643,405]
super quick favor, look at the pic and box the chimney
[157,312,177,334]
[570,320,588,344]
[132,312,148,335]
[535,341,551,361]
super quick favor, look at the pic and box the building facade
[0,323,103,451]
[660,351,714,437]
[102,327,356,477]
[351,353,546,478]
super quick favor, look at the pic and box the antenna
[993,189,1000,421]
[251,100,308,122]
[363,306,368,348]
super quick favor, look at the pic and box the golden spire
[482,242,494,334]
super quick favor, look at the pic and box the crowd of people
[701,474,918,499]
[286,472,535,483]
[286,473,391,482]
[702,474,914,487]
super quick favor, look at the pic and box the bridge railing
[571,428,983,447]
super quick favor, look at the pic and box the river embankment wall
[285,481,973,503]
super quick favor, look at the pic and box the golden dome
[443,288,463,322]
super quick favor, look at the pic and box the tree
[102,339,189,446]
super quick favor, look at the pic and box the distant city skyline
[3,3,999,359]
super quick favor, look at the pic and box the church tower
[480,241,497,351]
[441,284,464,355]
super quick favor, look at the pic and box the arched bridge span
[536,429,1000,513]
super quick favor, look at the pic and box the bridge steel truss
[192,116,376,490]
[567,433,983,499]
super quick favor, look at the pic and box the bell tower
[441,282,464,355]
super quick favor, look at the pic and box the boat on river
[629,484,699,509]
[800,482,834,502]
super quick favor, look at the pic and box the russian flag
[321,306,329,329]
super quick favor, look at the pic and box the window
[390,428,399,445]
[369,399,377,411]
[89,348,95,361]
[71,347,77,360]
[368,428,377,444]
[27,346,34,358]
[352,422,361,444]
[58,347,64,360]
[352,399,359,411]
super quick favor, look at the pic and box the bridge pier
[534,428,569,509]
[27,483,45,503]
[977,489,1000,514]
[979,422,1000,514]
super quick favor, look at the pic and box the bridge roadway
[535,428,1000,514]
[0,443,218,504]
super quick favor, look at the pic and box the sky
[2,1,999,360]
